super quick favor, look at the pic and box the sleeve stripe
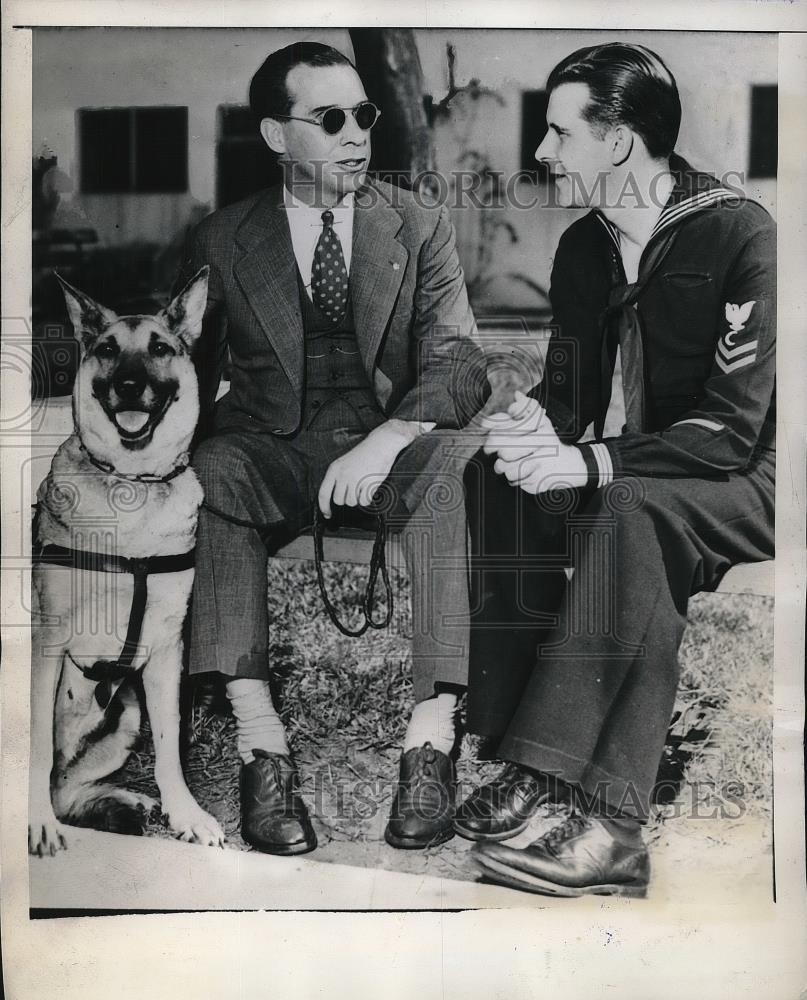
[717,339,758,362]
[590,442,614,487]
[715,352,756,375]
[670,418,727,433]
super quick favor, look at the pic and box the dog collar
[80,443,191,483]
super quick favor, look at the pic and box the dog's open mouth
[97,395,174,447]
[115,410,151,435]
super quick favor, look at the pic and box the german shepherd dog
[29,268,224,856]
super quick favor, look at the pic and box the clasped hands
[481,390,587,495]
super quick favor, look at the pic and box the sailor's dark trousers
[464,450,775,818]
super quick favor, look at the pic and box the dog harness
[33,541,195,709]
[33,445,197,708]
[34,447,195,708]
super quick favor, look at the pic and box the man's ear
[55,273,118,351]
[260,117,286,155]
[610,125,635,167]
[160,266,210,350]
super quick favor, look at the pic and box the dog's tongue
[115,411,150,433]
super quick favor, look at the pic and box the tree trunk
[349,28,434,188]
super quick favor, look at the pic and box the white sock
[402,693,458,756]
[225,678,289,763]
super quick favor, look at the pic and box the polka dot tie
[311,209,349,325]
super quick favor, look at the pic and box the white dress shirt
[283,187,354,300]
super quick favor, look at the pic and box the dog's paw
[132,791,159,817]
[163,799,225,848]
[28,812,69,857]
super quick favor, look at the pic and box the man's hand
[482,391,588,495]
[317,420,434,518]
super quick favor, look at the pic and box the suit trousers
[464,449,775,819]
[190,425,473,703]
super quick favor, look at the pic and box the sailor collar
[595,153,740,253]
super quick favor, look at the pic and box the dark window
[520,90,551,183]
[79,106,188,194]
[749,85,777,179]
[80,109,130,193]
[216,104,281,209]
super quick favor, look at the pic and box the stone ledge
[276,534,775,599]
[29,826,535,912]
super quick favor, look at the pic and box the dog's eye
[94,341,118,359]
[149,342,176,358]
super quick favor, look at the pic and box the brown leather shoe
[454,764,565,841]
[473,814,649,898]
[240,750,317,856]
[384,742,455,849]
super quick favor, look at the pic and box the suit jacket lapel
[351,183,408,377]
[234,186,304,398]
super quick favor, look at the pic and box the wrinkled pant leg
[189,432,306,679]
[384,431,482,701]
[399,479,471,700]
[464,451,570,738]
[498,465,775,819]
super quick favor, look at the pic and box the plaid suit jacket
[178,179,488,438]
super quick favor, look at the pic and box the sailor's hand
[484,391,587,495]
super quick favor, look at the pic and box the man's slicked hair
[546,43,681,159]
[249,42,356,121]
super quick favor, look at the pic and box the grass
[120,558,773,886]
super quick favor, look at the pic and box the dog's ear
[56,273,118,350]
[160,266,210,351]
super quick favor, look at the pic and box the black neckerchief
[593,153,740,438]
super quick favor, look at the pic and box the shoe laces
[540,813,589,850]
[480,763,524,792]
[266,755,283,787]
[252,751,294,791]
[412,742,438,780]
[494,763,522,787]
[496,764,541,802]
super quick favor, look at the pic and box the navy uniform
[466,155,775,819]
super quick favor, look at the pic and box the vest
[297,271,383,433]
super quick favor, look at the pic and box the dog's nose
[113,368,148,401]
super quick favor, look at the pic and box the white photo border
[2,3,805,998]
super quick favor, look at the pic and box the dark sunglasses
[273,101,381,136]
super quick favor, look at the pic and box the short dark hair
[249,42,356,121]
[546,43,681,159]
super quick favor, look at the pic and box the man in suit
[179,42,488,855]
[455,43,775,898]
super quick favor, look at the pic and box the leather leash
[312,507,393,637]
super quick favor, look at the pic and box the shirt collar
[283,186,354,224]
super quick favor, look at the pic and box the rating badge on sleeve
[716,301,757,373]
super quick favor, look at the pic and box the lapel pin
[392,262,400,271]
